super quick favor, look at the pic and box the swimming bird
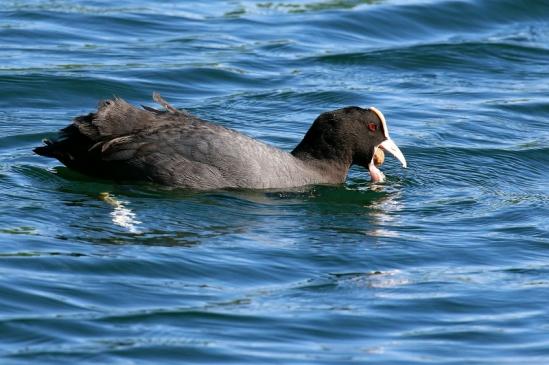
[34,93,407,190]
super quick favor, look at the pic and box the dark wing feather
[33,94,198,176]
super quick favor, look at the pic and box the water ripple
[1,0,549,364]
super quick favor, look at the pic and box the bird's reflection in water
[99,192,142,234]
[364,184,403,238]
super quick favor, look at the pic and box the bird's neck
[291,147,352,184]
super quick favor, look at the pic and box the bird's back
[35,96,322,189]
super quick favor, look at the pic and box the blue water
[1,0,549,363]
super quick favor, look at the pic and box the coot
[34,93,406,190]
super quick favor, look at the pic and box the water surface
[1,0,549,364]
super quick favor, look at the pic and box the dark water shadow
[14,163,410,248]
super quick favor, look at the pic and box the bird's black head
[292,106,406,183]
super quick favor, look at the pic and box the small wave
[308,41,549,73]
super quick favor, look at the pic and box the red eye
[368,123,377,132]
